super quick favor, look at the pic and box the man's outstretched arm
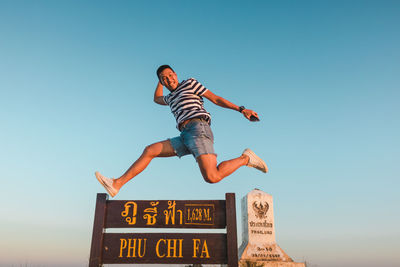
[154,82,167,105]
[203,90,259,121]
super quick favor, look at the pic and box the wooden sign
[89,193,238,266]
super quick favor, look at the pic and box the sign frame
[89,193,238,267]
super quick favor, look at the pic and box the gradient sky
[0,1,399,267]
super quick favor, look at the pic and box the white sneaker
[95,171,119,197]
[242,148,268,173]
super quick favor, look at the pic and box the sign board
[89,193,238,266]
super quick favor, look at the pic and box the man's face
[159,68,179,91]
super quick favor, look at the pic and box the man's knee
[197,155,220,183]
[202,171,221,184]
[143,143,159,158]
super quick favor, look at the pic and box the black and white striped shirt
[163,78,211,129]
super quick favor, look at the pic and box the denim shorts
[169,119,216,159]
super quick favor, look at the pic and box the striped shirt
[163,78,211,129]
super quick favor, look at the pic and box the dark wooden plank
[226,193,238,267]
[102,233,227,264]
[105,200,226,229]
[89,193,108,267]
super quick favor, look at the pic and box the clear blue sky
[0,1,399,267]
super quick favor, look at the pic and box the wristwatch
[239,106,246,113]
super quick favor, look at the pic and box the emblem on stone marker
[252,201,269,219]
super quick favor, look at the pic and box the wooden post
[226,193,238,267]
[89,193,108,267]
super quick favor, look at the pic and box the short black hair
[156,65,174,81]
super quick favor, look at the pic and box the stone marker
[239,189,305,267]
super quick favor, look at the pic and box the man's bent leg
[197,153,249,184]
[113,139,177,190]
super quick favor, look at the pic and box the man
[95,65,267,197]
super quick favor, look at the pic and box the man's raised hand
[242,109,260,121]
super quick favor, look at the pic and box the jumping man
[95,65,268,197]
